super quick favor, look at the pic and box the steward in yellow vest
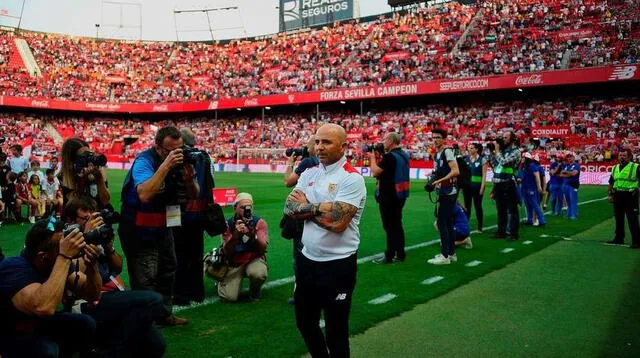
[607,149,640,248]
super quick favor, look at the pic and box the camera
[182,146,206,165]
[362,143,385,154]
[0,136,5,144]
[242,205,252,221]
[424,178,437,193]
[63,208,120,246]
[75,151,107,172]
[285,147,309,158]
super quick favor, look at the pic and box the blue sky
[0,0,394,41]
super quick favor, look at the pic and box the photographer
[118,126,198,326]
[173,128,213,305]
[64,197,166,358]
[218,193,268,302]
[427,128,460,265]
[368,132,410,264]
[60,138,110,211]
[283,136,318,303]
[488,131,522,241]
[0,218,98,358]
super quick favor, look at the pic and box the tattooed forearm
[311,201,358,233]
[284,200,318,220]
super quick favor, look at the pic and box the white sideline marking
[540,234,549,238]
[359,239,441,264]
[465,260,482,267]
[523,241,533,245]
[501,248,515,253]
[174,297,220,313]
[368,293,397,305]
[421,276,444,285]
[174,197,607,312]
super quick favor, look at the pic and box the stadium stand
[0,0,637,103]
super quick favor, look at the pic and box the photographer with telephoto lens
[118,126,199,326]
[488,130,522,241]
[218,192,269,302]
[368,132,410,264]
[0,217,99,358]
[64,197,166,358]
[60,138,111,212]
[172,128,215,306]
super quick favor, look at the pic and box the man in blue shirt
[0,217,98,358]
[118,126,199,326]
[547,154,563,214]
[521,153,547,226]
[560,152,581,219]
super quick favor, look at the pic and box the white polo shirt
[295,155,367,262]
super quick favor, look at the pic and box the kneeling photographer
[0,217,98,358]
[218,193,269,302]
[426,129,460,265]
[368,132,410,264]
[60,138,111,211]
[64,197,166,358]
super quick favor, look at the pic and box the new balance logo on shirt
[335,293,347,301]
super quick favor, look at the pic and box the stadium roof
[0,0,392,42]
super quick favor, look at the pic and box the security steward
[607,149,640,248]
[368,132,410,264]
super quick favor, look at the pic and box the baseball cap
[234,192,253,206]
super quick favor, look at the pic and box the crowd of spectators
[0,0,636,103]
[2,96,637,166]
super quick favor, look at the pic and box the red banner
[0,65,637,113]
[213,188,238,207]
[381,51,410,62]
[531,125,571,137]
[555,28,594,42]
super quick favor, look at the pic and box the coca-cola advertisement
[0,65,637,113]
[515,74,544,86]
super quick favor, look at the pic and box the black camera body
[182,146,206,165]
[63,208,120,247]
[363,143,385,154]
[424,178,437,193]
[285,147,309,158]
[75,152,107,172]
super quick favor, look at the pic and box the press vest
[613,162,639,191]
[390,149,410,200]
[118,148,169,241]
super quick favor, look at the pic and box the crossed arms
[284,190,358,233]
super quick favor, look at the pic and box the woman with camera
[60,138,111,211]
